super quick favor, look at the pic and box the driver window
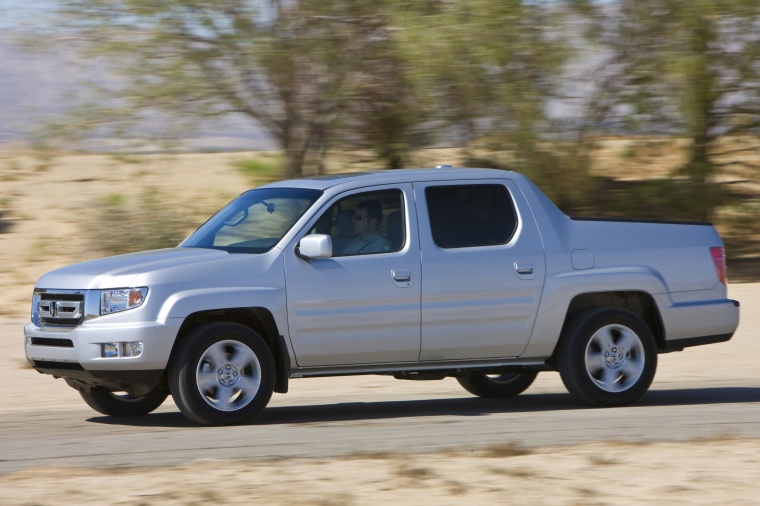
[315,189,405,257]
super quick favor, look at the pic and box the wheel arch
[169,307,289,393]
[550,291,665,363]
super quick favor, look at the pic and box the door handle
[514,262,534,275]
[392,269,412,282]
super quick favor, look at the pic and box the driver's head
[352,200,383,238]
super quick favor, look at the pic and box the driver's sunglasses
[352,214,369,221]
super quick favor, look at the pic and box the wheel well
[559,291,664,351]
[169,307,289,393]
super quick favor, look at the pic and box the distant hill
[0,30,274,152]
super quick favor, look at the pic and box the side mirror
[298,234,333,259]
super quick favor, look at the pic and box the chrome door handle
[514,262,534,275]
[392,269,412,282]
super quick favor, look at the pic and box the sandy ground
[0,151,260,318]
[1,438,759,505]
[2,151,760,504]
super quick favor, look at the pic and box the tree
[330,27,425,171]
[36,0,590,191]
[42,0,388,178]
[391,1,584,206]
[587,0,760,217]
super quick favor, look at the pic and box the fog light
[101,341,143,358]
[102,343,120,358]
[123,341,143,357]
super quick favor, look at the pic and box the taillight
[710,246,727,285]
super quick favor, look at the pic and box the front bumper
[24,318,181,372]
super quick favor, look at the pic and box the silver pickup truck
[24,168,740,425]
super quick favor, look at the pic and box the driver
[341,200,392,255]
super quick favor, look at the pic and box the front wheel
[79,389,168,417]
[558,308,657,407]
[457,370,538,398]
[169,322,275,426]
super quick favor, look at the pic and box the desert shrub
[90,189,193,255]
[234,153,283,184]
[724,201,760,233]
[583,177,729,222]
[481,442,533,458]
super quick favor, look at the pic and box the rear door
[415,179,546,360]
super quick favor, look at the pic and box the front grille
[30,337,74,348]
[38,292,85,327]
[40,318,83,327]
[40,293,84,301]
[33,360,85,371]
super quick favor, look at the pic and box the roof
[260,167,518,191]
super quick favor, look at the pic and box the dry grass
[480,442,534,458]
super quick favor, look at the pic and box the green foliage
[329,15,426,170]
[233,154,283,184]
[39,0,587,179]
[45,0,395,178]
[391,0,590,200]
[621,145,637,160]
[27,0,757,232]
[103,193,125,208]
[586,177,729,222]
[592,1,760,176]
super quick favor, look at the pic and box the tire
[169,322,275,426]
[558,307,657,407]
[79,389,168,417]
[457,370,538,398]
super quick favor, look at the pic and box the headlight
[100,287,148,315]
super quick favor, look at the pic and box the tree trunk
[281,122,310,180]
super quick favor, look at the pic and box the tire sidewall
[79,389,168,417]
[170,322,275,425]
[457,370,538,398]
[559,308,657,407]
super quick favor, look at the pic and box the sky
[0,0,55,29]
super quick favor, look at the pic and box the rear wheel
[558,308,657,407]
[79,389,168,417]
[169,322,275,426]
[457,370,538,398]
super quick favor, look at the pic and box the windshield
[180,187,323,253]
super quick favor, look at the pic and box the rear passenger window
[426,185,517,248]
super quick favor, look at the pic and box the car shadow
[86,386,760,428]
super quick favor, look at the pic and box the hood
[35,248,245,290]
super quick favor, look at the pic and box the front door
[284,184,421,367]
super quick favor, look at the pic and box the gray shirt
[341,232,393,255]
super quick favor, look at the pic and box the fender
[520,265,668,358]
[156,286,288,333]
